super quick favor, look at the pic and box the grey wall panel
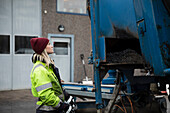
[0,0,12,91]
[0,0,41,90]
[0,0,12,34]
[12,56,33,89]
[12,0,41,89]
[13,0,41,35]
[0,57,12,91]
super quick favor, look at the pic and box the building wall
[42,0,93,82]
[0,0,41,90]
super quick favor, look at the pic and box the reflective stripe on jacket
[30,61,64,108]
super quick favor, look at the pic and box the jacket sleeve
[33,66,62,108]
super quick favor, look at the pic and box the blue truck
[63,0,170,113]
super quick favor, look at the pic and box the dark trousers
[36,90,70,113]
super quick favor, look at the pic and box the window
[57,0,87,15]
[0,35,10,54]
[15,36,37,54]
[54,42,68,55]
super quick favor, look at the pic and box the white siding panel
[12,0,41,89]
[0,0,41,90]
[0,0,12,34]
[12,56,33,89]
[0,0,12,90]
[0,57,12,91]
[13,0,41,35]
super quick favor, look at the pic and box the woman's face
[45,42,54,54]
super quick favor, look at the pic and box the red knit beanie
[30,38,49,54]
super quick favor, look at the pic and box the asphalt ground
[0,89,36,113]
[0,89,169,113]
[0,89,96,113]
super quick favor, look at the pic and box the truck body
[63,0,170,112]
[89,0,170,112]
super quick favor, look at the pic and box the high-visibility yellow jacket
[30,61,64,108]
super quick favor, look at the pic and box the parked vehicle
[89,0,170,113]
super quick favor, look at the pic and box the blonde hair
[32,49,54,67]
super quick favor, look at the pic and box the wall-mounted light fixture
[58,25,65,32]
[44,10,47,14]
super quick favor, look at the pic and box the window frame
[56,0,88,16]
[13,34,38,56]
[0,34,11,55]
[53,42,69,55]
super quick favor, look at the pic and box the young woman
[30,38,75,113]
